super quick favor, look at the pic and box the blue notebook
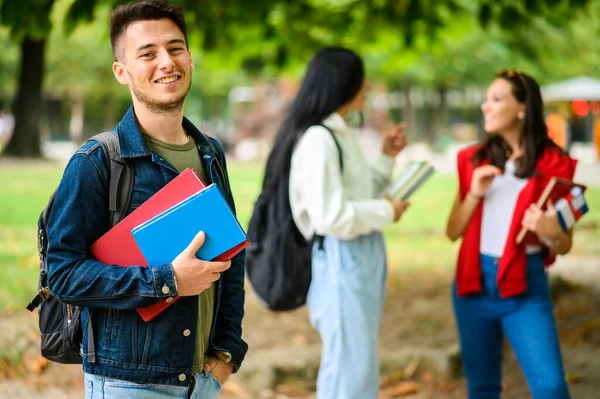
[131,184,248,264]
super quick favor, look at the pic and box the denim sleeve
[210,140,249,371]
[46,144,177,310]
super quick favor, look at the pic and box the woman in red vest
[446,70,576,399]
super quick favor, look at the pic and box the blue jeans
[453,254,570,399]
[308,232,387,399]
[84,372,222,399]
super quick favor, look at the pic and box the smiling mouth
[155,76,180,84]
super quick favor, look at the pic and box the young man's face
[112,18,193,114]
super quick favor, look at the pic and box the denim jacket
[47,107,248,386]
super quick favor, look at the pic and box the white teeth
[157,76,178,84]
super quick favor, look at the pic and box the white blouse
[480,160,542,256]
[289,113,395,240]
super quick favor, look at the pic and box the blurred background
[0,0,599,398]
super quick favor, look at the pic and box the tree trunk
[4,37,46,158]
[69,94,84,146]
[431,85,447,144]
[403,83,416,141]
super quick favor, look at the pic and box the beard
[129,72,192,114]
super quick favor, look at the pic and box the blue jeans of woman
[307,232,387,399]
[453,253,570,399]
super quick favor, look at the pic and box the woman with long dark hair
[266,47,409,398]
[446,69,575,398]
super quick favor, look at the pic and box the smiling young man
[46,1,248,397]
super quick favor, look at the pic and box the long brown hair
[473,69,561,178]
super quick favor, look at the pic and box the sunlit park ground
[0,158,599,398]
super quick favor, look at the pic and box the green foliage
[0,0,56,41]
[0,27,18,97]
[1,0,599,131]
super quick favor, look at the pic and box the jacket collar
[114,106,211,159]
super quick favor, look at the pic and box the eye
[169,47,185,53]
[140,52,155,59]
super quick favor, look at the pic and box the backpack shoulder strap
[317,124,343,171]
[89,131,134,228]
[312,124,344,250]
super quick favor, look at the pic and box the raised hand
[382,122,408,157]
[469,165,502,199]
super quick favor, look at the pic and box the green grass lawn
[0,160,598,313]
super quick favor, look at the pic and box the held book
[516,176,587,245]
[90,168,209,322]
[555,186,589,231]
[383,161,435,201]
[131,183,249,271]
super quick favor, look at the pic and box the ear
[112,61,129,86]
[518,105,526,120]
[189,50,194,71]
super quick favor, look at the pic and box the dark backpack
[26,131,133,364]
[245,125,343,311]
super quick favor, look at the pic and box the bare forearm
[446,191,482,241]
[542,230,573,255]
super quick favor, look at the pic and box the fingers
[522,205,542,230]
[546,200,557,215]
[209,260,231,274]
[477,165,502,178]
[203,357,218,372]
[184,231,206,257]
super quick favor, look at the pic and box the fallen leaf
[386,381,419,396]
[565,373,581,384]
[404,358,420,379]
[419,370,435,383]
[24,355,49,374]
[292,334,306,346]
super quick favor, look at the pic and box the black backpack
[26,131,133,364]
[245,125,343,311]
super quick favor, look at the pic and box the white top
[289,113,395,240]
[480,160,542,256]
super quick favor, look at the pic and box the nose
[157,49,175,70]
[481,101,488,114]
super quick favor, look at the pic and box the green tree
[1,0,596,157]
[0,0,55,157]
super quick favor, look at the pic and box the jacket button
[178,374,186,382]
[161,285,170,294]
[183,329,191,337]
[166,297,173,303]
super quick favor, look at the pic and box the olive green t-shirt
[142,133,214,372]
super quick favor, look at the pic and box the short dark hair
[109,0,188,60]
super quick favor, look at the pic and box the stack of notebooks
[555,186,589,232]
[516,176,588,245]
[89,168,249,322]
[383,161,435,201]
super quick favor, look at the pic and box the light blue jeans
[453,253,570,399]
[84,371,222,399]
[308,232,387,399]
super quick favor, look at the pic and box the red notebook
[516,176,587,245]
[90,168,248,322]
